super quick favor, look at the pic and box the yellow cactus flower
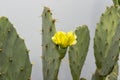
[52,31,77,48]
[66,31,77,46]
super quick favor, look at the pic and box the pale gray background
[0,0,119,80]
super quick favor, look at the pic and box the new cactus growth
[0,17,32,80]
[92,1,120,80]
[42,7,67,80]
[69,25,90,80]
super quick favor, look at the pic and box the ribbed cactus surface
[0,17,32,80]
[69,25,90,80]
[42,7,67,80]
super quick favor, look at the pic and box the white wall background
[0,0,119,80]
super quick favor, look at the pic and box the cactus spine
[0,17,32,80]
[92,1,120,80]
[69,25,90,80]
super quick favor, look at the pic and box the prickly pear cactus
[93,2,120,80]
[0,17,32,80]
[42,7,67,80]
[68,25,90,80]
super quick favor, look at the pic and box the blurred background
[0,0,119,80]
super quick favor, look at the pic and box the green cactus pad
[42,7,67,80]
[0,17,32,80]
[94,6,120,76]
[68,25,90,80]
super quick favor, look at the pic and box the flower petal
[52,31,77,48]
